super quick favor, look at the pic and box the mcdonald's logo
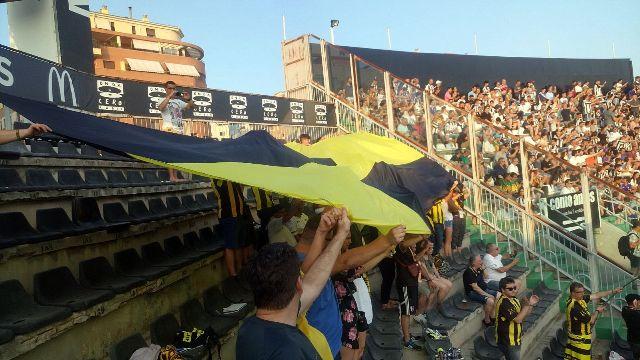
[48,67,77,106]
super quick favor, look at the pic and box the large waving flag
[287,132,456,217]
[0,93,427,234]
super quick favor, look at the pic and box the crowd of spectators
[342,73,640,219]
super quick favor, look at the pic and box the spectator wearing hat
[622,294,640,360]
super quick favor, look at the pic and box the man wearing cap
[622,294,640,359]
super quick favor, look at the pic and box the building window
[110,21,115,31]
[103,60,116,69]
[146,28,156,37]
[131,25,136,34]
[161,47,179,56]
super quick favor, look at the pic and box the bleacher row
[0,227,223,344]
[111,275,255,360]
[0,134,232,359]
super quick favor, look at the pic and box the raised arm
[300,208,350,314]
[300,209,338,273]
[332,225,405,275]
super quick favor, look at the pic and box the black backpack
[174,327,221,360]
[618,234,632,258]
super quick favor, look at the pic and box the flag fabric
[0,92,428,234]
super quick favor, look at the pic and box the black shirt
[213,180,244,219]
[394,246,418,287]
[236,316,320,360]
[463,267,487,295]
[622,306,640,344]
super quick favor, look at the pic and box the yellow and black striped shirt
[566,296,592,336]
[495,296,522,346]
[212,180,244,219]
[251,187,273,211]
[426,199,445,225]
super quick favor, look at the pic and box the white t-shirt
[483,253,506,282]
[160,98,188,134]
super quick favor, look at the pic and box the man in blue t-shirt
[237,209,351,360]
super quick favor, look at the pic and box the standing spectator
[426,199,445,256]
[394,242,422,350]
[626,220,640,290]
[236,209,350,360]
[450,185,468,254]
[494,276,539,360]
[621,294,640,360]
[300,134,312,146]
[213,180,246,278]
[463,254,497,326]
[158,81,194,181]
[0,123,51,145]
[564,282,621,360]
[483,243,521,291]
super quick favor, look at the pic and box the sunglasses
[504,286,517,291]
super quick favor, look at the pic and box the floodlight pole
[387,28,392,49]
[330,27,335,44]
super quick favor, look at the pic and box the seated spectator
[463,254,497,326]
[416,238,452,312]
[236,208,350,360]
[0,123,51,145]
[483,243,521,291]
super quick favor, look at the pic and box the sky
[0,0,638,95]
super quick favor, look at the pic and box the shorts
[467,289,497,304]
[218,217,242,249]
[630,255,640,269]
[397,284,418,315]
[339,299,369,349]
[162,122,184,135]
[444,220,453,228]
[238,216,256,248]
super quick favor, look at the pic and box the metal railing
[308,81,634,311]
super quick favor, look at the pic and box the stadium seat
[56,142,80,158]
[113,248,172,280]
[180,194,201,212]
[537,282,562,296]
[0,212,50,247]
[450,293,482,312]
[33,267,114,311]
[141,242,191,269]
[127,200,159,222]
[206,191,216,204]
[106,170,128,187]
[556,328,568,347]
[0,168,29,192]
[364,338,402,360]
[550,337,564,358]
[150,313,180,346]
[25,169,61,190]
[73,197,124,232]
[166,196,189,216]
[423,336,453,356]
[103,202,134,224]
[79,257,146,293]
[194,193,216,211]
[542,347,562,360]
[439,300,469,321]
[0,280,72,334]
[148,197,171,219]
[184,230,223,255]
[141,170,162,185]
[110,333,147,360]
[203,286,250,320]
[473,336,504,360]
[102,150,128,161]
[157,169,170,182]
[369,321,401,336]
[163,236,206,261]
[80,144,100,159]
[0,140,31,158]
[29,140,57,157]
[220,276,254,309]
[484,326,498,347]
[369,333,402,350]
[179,298,237,336]
[36,207,88,238]
[424,309,457,331]
[610,341,634,360]
[125,170,146,186]
[0,329,13,345]
[613,330,630,351]
[58,169,88,188]
[373,309,398,324]
[84,169,108,186]
[195,228,224,253]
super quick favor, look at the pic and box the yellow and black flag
[0,93,431,234]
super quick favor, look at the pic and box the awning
[132,39,161,52]
[0,92,428,234]
[166,63,200,77]
[125,58,165,73]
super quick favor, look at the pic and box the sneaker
[404,338,423,351]
[411,335,425,342]
[413,313,427,326]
